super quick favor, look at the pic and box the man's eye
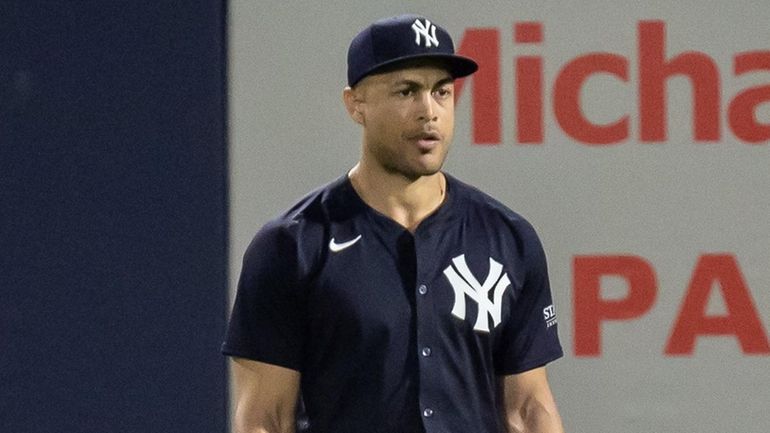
[398,89,413,97]
[435,88,451,97]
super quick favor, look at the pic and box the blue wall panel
[1,2,228,432]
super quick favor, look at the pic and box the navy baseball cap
[347,14,479,87]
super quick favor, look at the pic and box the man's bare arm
[500,367,565,433]
[231,357,301,433]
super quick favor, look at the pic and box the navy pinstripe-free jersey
[222,173,563,433]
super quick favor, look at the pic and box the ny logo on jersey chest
[443,254,511,333]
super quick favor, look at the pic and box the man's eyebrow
[391,76,455,88]
[392,79,423,88]
[434,77,455,88]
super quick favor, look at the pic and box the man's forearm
[231,358,300,433]
[505,397,565,433]
[234,411,296,433]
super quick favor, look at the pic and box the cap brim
[350,53,479,86]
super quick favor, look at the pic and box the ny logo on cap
[411,18,439,48]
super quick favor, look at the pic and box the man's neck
[348,162,446,233]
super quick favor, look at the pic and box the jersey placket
[412,228,444,432]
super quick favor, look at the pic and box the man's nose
[416,91,437,122]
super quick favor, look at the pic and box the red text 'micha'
[455,21,770,145]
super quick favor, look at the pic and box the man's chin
[380,153,447,181]
[399,165,444,182]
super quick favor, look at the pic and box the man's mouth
[409,131,442,149]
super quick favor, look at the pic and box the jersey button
[418,284,428,295]
[423,408,434,418]
[421,347,432,357]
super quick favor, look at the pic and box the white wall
[228,1,770,431]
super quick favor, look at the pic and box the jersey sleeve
[221,221,307,372]
[494,222,563,375]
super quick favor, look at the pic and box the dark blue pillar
[1,2,229,432]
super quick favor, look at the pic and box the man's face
[351,63,455,181]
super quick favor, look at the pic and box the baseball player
[223,14,565,433]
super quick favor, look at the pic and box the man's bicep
[231,357,301,433]
[223,222,306,370]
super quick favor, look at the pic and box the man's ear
[343,86,364,125]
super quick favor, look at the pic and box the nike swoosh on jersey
[328,235,362,253]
